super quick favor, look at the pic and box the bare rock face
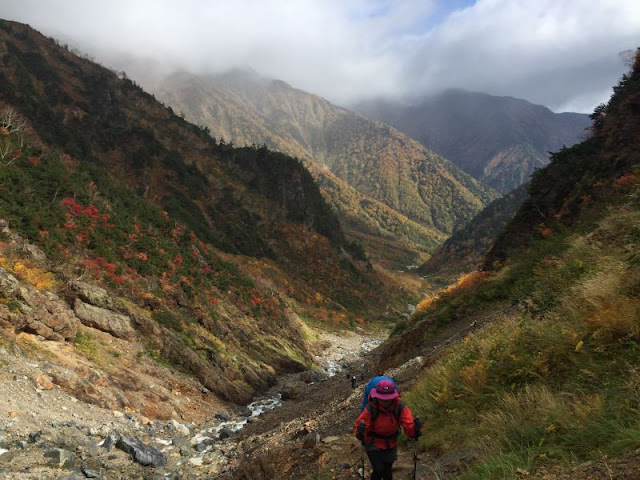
[69,280,137,340]
[23,290,79,341]
[0,266,20,296]
[0,221,77,341]
[45,364,128,410]
[70,280,114,310]
[73,299,135,339]
[0,267,79,341]
[0,222,76,341]
[0,303,17,330]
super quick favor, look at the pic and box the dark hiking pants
[367,448,396,480]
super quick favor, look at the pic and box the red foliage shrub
[614,171,639,189]
[251,296,262,307]
[75,231,89,243]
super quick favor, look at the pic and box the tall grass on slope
[403,204,640,478]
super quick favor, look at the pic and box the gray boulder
[116,435,167,467]
[70,280,114,309]
[44,448,75,468]
[74,299,135,339]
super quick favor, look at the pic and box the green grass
[74,330,98,358]
[403,201,640,478]
[456,450,539,480]
[138,347,171,368]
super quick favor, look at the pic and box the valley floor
[0,327,383,479]
[216,311,640,480]
[2,320,640,479]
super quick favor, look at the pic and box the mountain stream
[198,330,382,438]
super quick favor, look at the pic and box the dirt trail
[2,321,639,479]
[216,318,640,480]
[214,327,433,480]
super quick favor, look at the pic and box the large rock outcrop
[0,266,79,341]
[73,299,135,339]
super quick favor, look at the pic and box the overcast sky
[1,0,639,112]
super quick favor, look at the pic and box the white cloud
[0,0,638,112]
[401,0,640,111]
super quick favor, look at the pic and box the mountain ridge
[353,88,591,193]
[146,69,498,267]
[0,19,403,406]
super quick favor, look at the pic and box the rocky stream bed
[0,328,388,479]
[2,324,639,480]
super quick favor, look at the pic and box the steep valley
[0,17,639,480]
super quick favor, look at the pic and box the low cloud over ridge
[0,0,638,112]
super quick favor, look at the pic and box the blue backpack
[360,376,398,411]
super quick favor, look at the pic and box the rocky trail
[2,319,640,480]
[0,326,402,480]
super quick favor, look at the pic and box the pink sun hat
[370,379,399,400]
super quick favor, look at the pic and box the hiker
[354,379,422,480]
[351,375,357,389]
[361,375,397,411]
[360,372,365,381]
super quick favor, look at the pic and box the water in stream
[182,333,384,451]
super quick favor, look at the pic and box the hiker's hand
[356,421,365,441]
[413,417,422,439]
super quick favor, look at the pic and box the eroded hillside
[0,19,409,408]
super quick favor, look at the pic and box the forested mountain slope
[355,90,591,193]
[0,19,404,405]
[418,183,529,282]
[146,70,497,266]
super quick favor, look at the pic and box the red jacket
[353,397,417,450]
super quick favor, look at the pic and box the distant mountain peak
[148,68,497,268]
[354,90,590,193]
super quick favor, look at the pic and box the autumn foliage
[417,271,491,314]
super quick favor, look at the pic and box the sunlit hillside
[385,49,640,478]
[144,69,497,268]
[0,19,411,405]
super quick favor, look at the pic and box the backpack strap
[365,400,406,447]
[366,399,405,421]
[365,401,378,421]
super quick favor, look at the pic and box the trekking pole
[357,420,366,478]
[412,438,419,480]
[412,416,422,480]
